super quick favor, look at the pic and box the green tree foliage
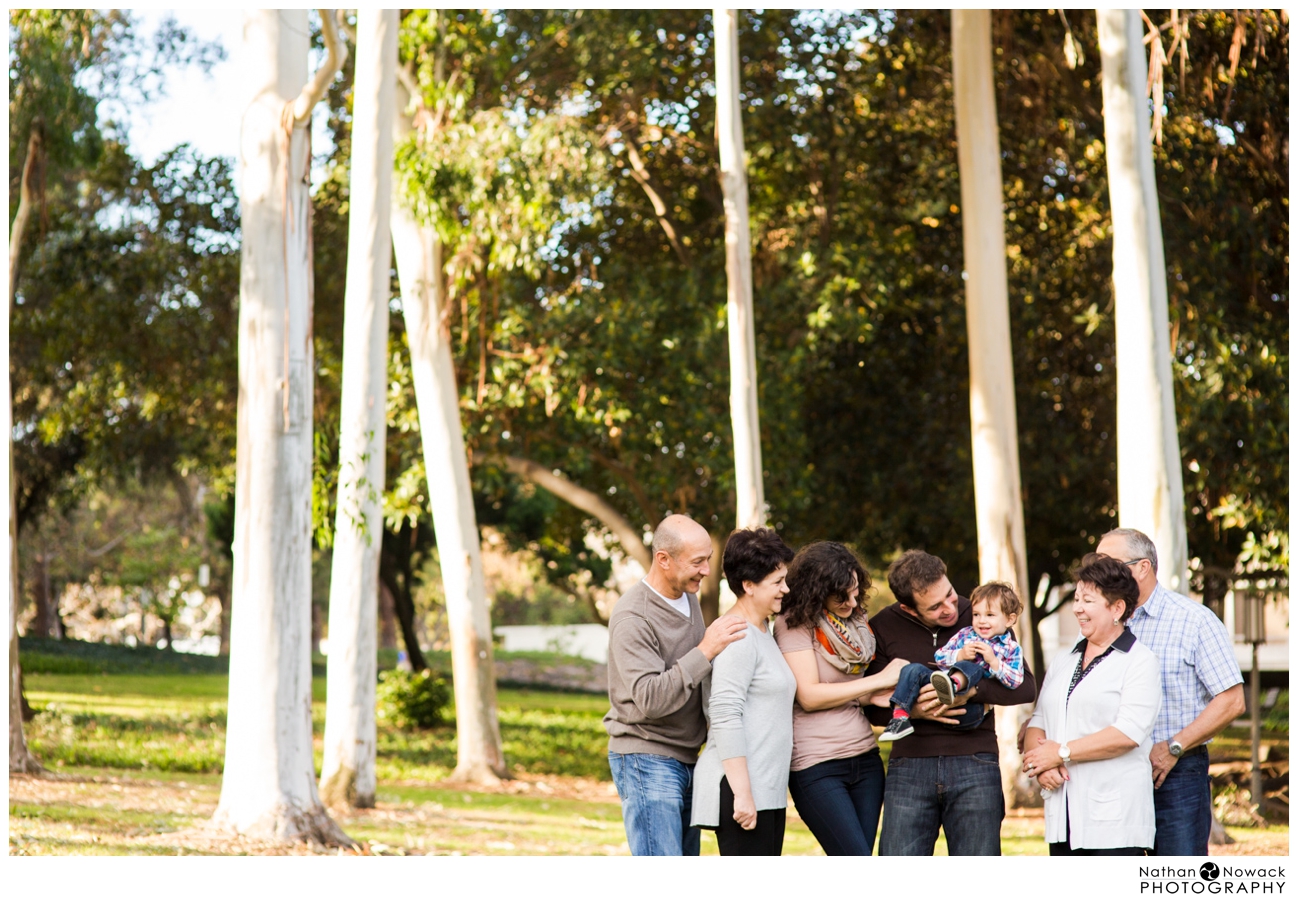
[10,11,232,528]
[12,147,240,526]
[390,10,1285,632]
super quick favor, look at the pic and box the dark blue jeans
[608,752,701,856]
[1152,747,1212,856]
[890,661,986,729]
[787,749,886,856]
[878,752,1005,856]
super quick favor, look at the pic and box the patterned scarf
[813,610,877,675]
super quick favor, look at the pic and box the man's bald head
[651,514,709,559]
[647,514,713,597]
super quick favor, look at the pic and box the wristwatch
[1058,743,1071,763]
[1168,739,1184,758]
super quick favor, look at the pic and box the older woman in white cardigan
[1022,554,1162,855]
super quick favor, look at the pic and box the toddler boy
[878,581,1024,742]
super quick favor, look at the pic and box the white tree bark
[1097,9,1190,593]
[714,9,766,534]
[391,82,508,783]
[7,125,43,774]
[320,8,396,810]
[952,9,1035,807]
[214,9,350,844]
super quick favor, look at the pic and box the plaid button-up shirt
[1128,582,1243,743]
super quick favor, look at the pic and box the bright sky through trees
[122,10,334,176]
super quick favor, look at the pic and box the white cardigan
[1028,632,1161,849]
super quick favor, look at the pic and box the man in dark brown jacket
[863,549,1036,855]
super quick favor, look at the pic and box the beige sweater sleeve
[609,615,712,719]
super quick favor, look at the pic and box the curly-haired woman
[772,542,908,855]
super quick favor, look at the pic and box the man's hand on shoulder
[699,614,748,660]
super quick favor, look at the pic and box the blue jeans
[878,752,1004,856]
[890,661,986,729]
[1152,747,1211,856]
[608,752,700,856]
[787,749,886,855]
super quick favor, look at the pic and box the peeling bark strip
[214,9,351,846]
[392,80,508,784]
[952,10,1035,806]
[714,9,766,536]
[321,9,397,812]
[1097,10,1189,593]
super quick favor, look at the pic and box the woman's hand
[1036,766,1069,791]
[879,657,909,684]
[1022,739,1063,776]
[732,789,758,831]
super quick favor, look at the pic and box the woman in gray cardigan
[691,527,797,855]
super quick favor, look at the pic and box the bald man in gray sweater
[605,514,748,856]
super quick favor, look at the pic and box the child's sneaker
[878,716,914,742]
[931,670,961,707]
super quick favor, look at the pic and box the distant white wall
[494,624,609,664]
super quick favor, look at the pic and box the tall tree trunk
[8,122,43,773]
[952,9,1036,808]
[698,531,725,624]
[378,526,429,672]
[9,124,43,307]
[320,8,397,812]
[1097,9,1190,593]
[377,572,398,650]
[714,8,766,536]
[392,83,508,784]
[216,581,231,656]
[214,9,351,845]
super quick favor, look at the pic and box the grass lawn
[11,669,1289,856]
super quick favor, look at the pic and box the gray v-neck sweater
[604,580,712,763]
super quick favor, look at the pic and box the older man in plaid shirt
[1097,528,1245,857]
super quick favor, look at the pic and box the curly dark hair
[723,527,794,596]
[886,549,947,608]
[780,541,871,630]
[1074,553,1140,623]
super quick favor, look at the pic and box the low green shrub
[375,669,451,730]
[20,653,100,675]
[19,637,230,675]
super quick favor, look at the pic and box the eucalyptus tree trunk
[6,332,39,774]
[391,82,508,783]
[1097,9,1190,593]
[8,124,43,774]
[952,9,1035,807]
[713,9,766,535]
[320,8,397,811]
[214,9,351,844]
